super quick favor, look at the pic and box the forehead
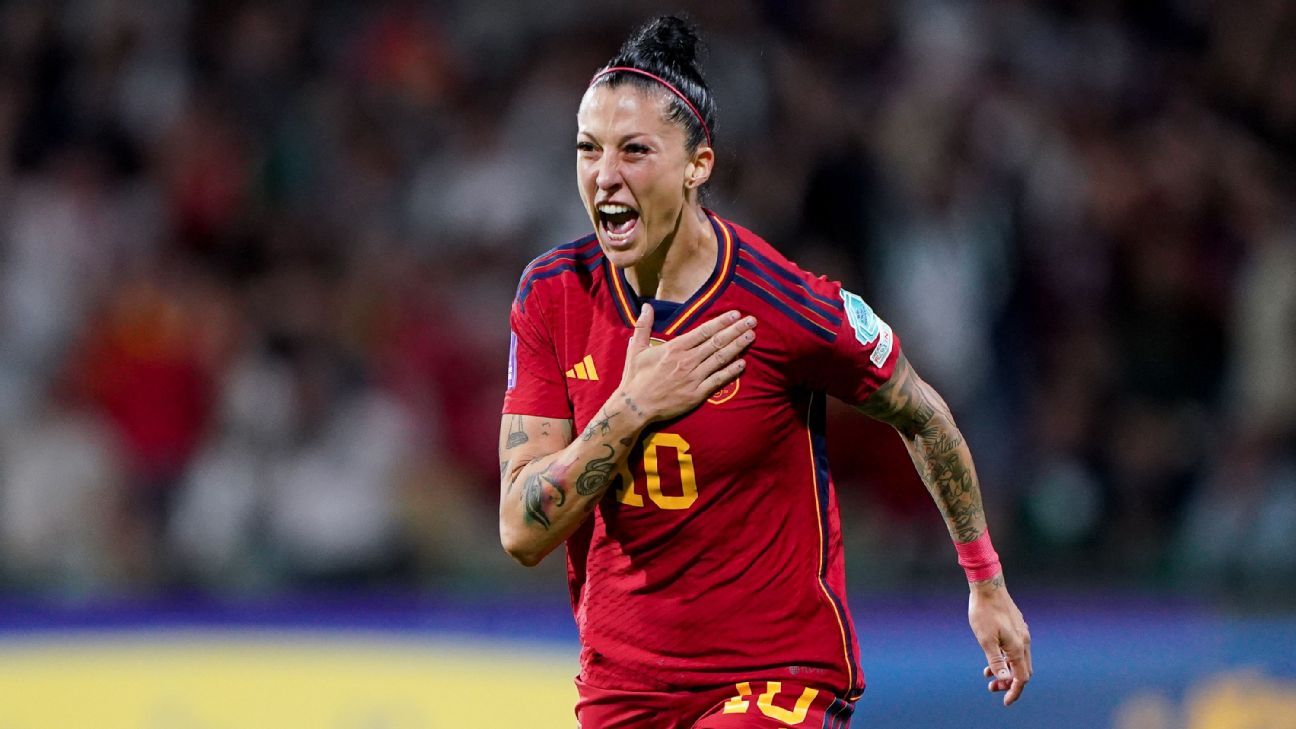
[577,83,678,138]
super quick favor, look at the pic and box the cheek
[576,163,597,198]
[644,174,687,221]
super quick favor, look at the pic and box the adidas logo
[565,354,599,381]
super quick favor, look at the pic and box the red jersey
[503,212,900,699]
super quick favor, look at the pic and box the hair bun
[622,15,702,74]
[599,14,715,152]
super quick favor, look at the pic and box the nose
[594,152,622,192]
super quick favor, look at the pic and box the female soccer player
[499,16,1031,728]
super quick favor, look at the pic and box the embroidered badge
[840,289,893,368]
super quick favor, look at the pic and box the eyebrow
[576,131,652,145]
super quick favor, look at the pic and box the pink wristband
[954,530,1001,582]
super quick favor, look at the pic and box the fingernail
[998,669,1010,678]
[730,311,740,321]
[746,316,757,326]
[737,360,746,369]
[744,332,754,341]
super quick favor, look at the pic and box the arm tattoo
[575,444,617,496]
[521,467,565,529]
[622,395,645,419]
[580,407,620,442]
[917,420,982,543]
[859,356,985,543]
[857,356,932,437]
[506,415,528,449]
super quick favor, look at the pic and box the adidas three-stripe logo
[565,355,599,381]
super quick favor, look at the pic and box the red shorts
[575,677,854,728]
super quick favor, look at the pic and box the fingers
[984,649,1012,693]
[983,635,1031,706]
[694,317,756,375]
[630,304,654,352]
[1003,638,1032,706]
[1016,624,1033,683]
[624,304,654,378]
[1004,675,1026,706]
[983,665,1009,685]
[674,310,742,349]
[698,357,746,395]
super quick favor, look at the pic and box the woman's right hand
[618,304,756,424]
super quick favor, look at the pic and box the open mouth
[597,203,640,243]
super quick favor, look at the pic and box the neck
[625,205,716,302]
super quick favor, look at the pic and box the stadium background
[0,0,1293,726]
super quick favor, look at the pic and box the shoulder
[725,220,845,344]
[513,233,603,310]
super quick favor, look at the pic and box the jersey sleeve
[501,293,573,418]
[792,278,902,405]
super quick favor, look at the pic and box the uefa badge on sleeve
[840,289,893,368]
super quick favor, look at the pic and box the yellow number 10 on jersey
[723,682,819,724]
[615,433,698,510]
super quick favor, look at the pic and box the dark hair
[591,15,716,153]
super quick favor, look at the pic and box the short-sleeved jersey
[503,212,901,699]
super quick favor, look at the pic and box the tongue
[606,211,637,235]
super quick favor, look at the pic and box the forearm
[855,355,990,555]
[500,391,649,565]
[857,357,1029,699]
[899,401,987,545]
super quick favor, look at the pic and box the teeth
[598,204,633,215]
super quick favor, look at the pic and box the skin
[857,353,1033,705]
[500,83,1031,706]
[575,83,716,300]
[501,83,752,565]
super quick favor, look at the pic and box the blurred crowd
[0,0,1292,601]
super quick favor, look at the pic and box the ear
[684,146,715,190]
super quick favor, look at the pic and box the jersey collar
[607,210,738,335]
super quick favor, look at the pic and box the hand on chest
[561,330,788,514]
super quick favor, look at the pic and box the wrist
[954,529,1001,585]
[969,572,1004,594]
[612,388,653,430]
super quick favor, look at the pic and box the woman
[499,16,1031,728]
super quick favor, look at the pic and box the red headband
[590,66,712,148]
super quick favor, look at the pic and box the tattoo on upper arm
[859,356,933,437]
[861,355,985,543]
[506,415,529,449]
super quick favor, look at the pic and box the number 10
[615,432,698,510]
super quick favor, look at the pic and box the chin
[601,242,644,270]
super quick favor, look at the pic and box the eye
[576,141,597,153]
[624,143,650,155]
